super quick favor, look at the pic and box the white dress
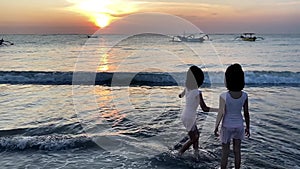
[222,91,248,128]
[220,91,248,143]
[181,88,200,131]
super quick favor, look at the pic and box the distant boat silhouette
[87,35,98,38]
[171,33,209,42]
[0,38,14,46]
[235,33,264,42]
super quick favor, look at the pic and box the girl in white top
[178,65,218,157]
[214,63,250,169]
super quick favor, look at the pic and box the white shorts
[220,126,244,144]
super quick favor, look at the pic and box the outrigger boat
[0,38,14,46]
[171,33,209,42]
[87,35,98,38]
[235,33,264,41]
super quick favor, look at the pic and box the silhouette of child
[179,65,218,158]
[214,63,250,169]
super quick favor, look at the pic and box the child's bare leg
[179,140,193,155]
[233,139,241,169]
[193,137,199,151]
[193,133,200,160]
[179,129,197,155]
[192,126,199,151]
[221,142,230,169]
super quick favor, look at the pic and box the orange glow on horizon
[0,1,299,34]
[66,0,138,29]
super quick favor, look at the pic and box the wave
[0,71,299,86]
[0,122,84,137]
[0,123,96,151]
[0,134,98,151]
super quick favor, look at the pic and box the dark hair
[185,65,204,89]
[225,63,245,91]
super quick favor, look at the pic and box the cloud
[137,1,232,12]
[65,0,144,28]
[275,1,300,6]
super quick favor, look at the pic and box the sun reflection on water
[97,53,110,72]
[94,87,126,128]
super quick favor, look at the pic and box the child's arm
[214,95,225,136]
[243,98,250,138]
[199,93,219,112]
[179,88,186,98]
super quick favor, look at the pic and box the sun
[66,0,138,29]
[95,14,111,28]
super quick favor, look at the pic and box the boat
[0,38,14,46]
[87,35,98,38]
[171,33,209,42]
[235,33,264,41]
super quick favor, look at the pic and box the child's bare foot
[194,150,200,161]
[177,151,183,157]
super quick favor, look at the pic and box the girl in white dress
[178,65,218,157]
[214,63,250,169]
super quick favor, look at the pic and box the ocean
[0,34,299,169]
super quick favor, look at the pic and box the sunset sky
[1,0,299,34]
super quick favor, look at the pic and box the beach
[0,34,299,169]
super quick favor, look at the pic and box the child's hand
[245,128,250,138]
[214,129,219,137]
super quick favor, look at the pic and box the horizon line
[1,32,300,35]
